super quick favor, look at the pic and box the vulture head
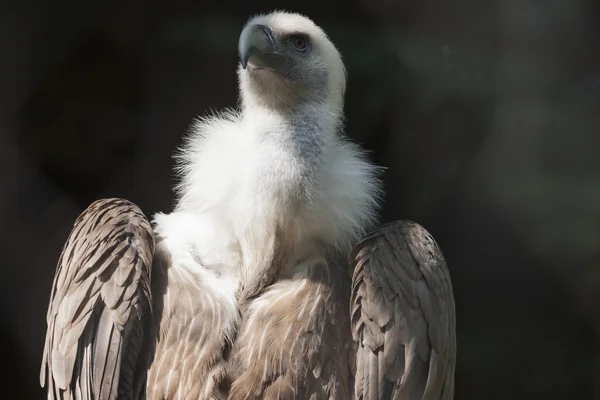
[238,11,346,111]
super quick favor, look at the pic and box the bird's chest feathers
[175,112,349,288]
[220,120,327,291]
[237,121,323,218]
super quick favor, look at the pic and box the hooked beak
[238,24,279,69]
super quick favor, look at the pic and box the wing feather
[40,198,155,399]
[350,221,456,400]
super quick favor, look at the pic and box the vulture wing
[350,221,455,400]
[40,198,155,399]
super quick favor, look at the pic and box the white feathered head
[237,11,347,111]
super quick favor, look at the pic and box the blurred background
[1,0,600,398]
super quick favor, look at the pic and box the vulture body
[40,11,456,400]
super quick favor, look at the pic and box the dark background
[2,0,600,398]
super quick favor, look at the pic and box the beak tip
[238,47,248,69]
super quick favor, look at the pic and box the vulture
[40,10,456,400]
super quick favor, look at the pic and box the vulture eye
[291,35,309,52]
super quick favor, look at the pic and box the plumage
[40,198,154,400]
[228,257,354,399]
[145,233,239,399]
[41,10,456,400]
[350,221,456,400]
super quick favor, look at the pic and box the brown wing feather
[228,257,354,400]
[40,198,155,400]
[350,221,456,400]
